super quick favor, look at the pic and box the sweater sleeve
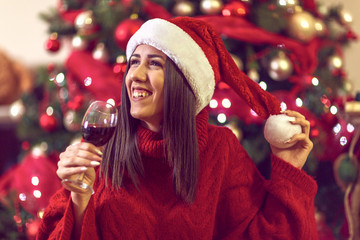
[36,188,100,240]
[214,128,318,240]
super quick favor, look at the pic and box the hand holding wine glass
[61,101,118,194]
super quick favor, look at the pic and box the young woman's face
[126,44,166,132]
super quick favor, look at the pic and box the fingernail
[284,139,291,143]
[95,149,103,156]
[90,161,100,166]
[80,167,88,171]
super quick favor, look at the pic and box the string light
[55,73,65,86]
[84,77,92,86]
[222,98,231,108]
[107,98,116,107]
[347,123,355,133]
[296,98,303,107]
[217,113,227,123]
[333,123,341,134]
[31,176,40,186]
[33,190,42,199]
[46,106,54,116]
[38,210,45,219]
[259,81,267,90]
[250,109,258,116]
[209,99,218,108]
[330,105,338,115]
[9,100,25,120]
[19,193,26,201]
[340,136,347,146]
[312,77,319,86]
[280,102,287,111]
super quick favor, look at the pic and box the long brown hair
[101,57,199,203]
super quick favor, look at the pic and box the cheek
[125,76,131,95]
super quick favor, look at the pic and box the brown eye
[130,58,140,66]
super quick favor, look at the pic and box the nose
[130,64,147,82]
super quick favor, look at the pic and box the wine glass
[61,101,118,194]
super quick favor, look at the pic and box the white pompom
[264,114,302,149]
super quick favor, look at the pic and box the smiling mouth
[133,89,152,99]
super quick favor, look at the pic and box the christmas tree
[0,0,359,239]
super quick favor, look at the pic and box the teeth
[133,91,150,98]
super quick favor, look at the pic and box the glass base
[61,179,94,195]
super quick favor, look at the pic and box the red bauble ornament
[45,33,61,52]
[222,2,248,17]
[46,62,56,73]
[114,19,143,50]
[39,114,57,132]
[113,62,127,75]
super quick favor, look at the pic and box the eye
[150,60,163,68]
[129,58,140,66]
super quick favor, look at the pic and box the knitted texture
[37,110,318,240]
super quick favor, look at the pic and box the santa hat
[126,16,281,118]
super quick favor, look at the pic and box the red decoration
[346,30,358,40]
[0,153,62,216]
[222,2,248,17]
[57,0,84,24]
[65,50,123,105]
[45,34,61,52]
[39,114,57,132]
[143,0,172,19]
[114,19,144,50]
[67,94,84,111]
[46,63,56,73]
[113,62,127,76]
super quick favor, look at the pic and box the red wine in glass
[82,124,116,147]
[62,101,118,194]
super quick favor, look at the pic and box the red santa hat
[126,16,281,118]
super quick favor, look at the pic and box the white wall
[0,0,69,66]
[0,0,359,93]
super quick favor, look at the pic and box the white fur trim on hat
[126,18,215,114]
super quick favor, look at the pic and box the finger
[62,143,102,162]
[58,155,101,169]
[290,118,311,136]
[286,133,312,148]
[283,110,305,119]
[57,166,88,180]
[76,142,103,157]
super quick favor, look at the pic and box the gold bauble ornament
[287,11,316,42]
[267,52,293,81]
[314,18,326,36]
[339,9,353,26]
[247,69,260,82]
[75,10,96,31]
[230,54,243,70]
[226,121,243,141]
[200,0,223,15]
[173,1,196,16]
[328,55,343,70]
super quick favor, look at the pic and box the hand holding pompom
[264,110,313,169]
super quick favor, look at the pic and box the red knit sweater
[37,110,318,240]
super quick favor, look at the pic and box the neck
[141,120,162,133]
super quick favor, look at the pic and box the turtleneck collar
[137,109,209,159]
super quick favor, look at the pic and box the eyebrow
[131,53,166,60]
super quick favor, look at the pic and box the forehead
[132,44,166,57]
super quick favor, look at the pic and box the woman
[37,17,318,240]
